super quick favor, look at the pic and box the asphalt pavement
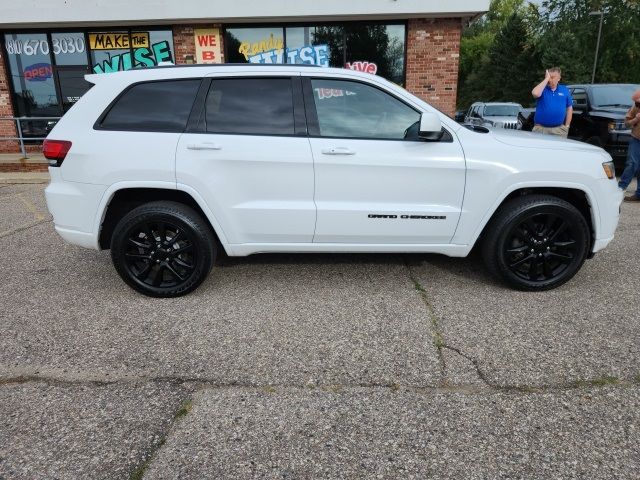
[0,182,638,479]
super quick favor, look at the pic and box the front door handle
[321,147,356,155]
[187,142,222,150]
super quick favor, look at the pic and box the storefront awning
[1,0,490,28]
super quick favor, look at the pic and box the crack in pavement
[403,256,448,385]
[0,217,51,239]
[1,371,638,395]
[401,257,639,394]
[127,397,195,480]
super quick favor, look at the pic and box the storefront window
[344,24,405,85]
[285,26,338,67]
[224,22,406,84]
[4,33,59,119]
[51,32,87,66]
[89,29,175,73]
[224,27,284,63]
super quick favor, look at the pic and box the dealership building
[0,0,489,155]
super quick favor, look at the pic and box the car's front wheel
[110,201,216,297]
[482,194,590,290]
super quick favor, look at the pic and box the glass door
[54,67,92,112]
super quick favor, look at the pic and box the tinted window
[205,78,294,135]
[590,84,639,108]
[100,80,200,131]
[310,79,419,139]
[483,105,520,117]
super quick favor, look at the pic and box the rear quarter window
[98,79,201,132]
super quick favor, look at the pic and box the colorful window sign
[224,24,405,84]
[248,44,330,66]
[24,63,53,81]
[238,33,284,60]
[92,40,172,73]
[88,32,149,50]
[194,28,222,64]
[344,61,378,75]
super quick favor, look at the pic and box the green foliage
[458,0,640,109]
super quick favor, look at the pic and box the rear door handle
[187,142,222,150]
[321,147,356,155]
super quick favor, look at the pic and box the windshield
[483,105,521,117]
[591,85,640,108]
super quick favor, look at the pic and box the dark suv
[568,84,639,166]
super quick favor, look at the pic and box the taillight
[43,139,72,167]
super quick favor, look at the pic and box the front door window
[310,78,420,140]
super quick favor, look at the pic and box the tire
[110,201,216,297]
[481,194,590,291]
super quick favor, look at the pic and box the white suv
[44,65,622,297]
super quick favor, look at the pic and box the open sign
[24,63,53,82]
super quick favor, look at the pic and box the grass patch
[174,399,193,420]
[571,375,619,389]
[590,375,619,387]
[412,279,426,293]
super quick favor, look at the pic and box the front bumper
[591,178,623,254]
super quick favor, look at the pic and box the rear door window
[99,79,201,132]
[204,77,295,135]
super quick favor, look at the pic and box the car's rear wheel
[482,194,590,290]
[110,201,216,297]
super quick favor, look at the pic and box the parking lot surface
[1,183,639,479]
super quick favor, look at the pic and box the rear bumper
[44,168,105,250]
[54,225,99,249]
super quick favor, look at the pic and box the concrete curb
[0,173,50,184]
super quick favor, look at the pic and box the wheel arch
[472,186,597,254]
[97,186,229,252]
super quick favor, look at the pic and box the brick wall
[0,49,19,153]
[172,24,225,64]
[405,18,462,117]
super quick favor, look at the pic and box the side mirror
[419,112,444,141]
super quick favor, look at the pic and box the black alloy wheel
[111,201,216,297]
[482,194,590,290]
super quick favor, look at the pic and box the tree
[536,0,640,83]
[482,13,540,105]
[457,0,640,110]
[457,0,538,108]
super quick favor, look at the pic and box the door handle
[321,147,356,155]
[187,142,222,150]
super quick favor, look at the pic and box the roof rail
[142,63,323,70]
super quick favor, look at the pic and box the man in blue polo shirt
[531,67,573,137]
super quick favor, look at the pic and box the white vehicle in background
[465,101,524,129]
[44,65,622,297]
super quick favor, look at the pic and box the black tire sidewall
[486,197,590,290]
[111,203,215,297]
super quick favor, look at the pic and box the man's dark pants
[619,137,640,197]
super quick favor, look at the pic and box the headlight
[608,121,628,133]
[602,161,615,179]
